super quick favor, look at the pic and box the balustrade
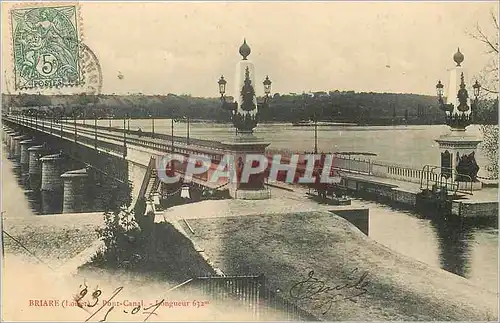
[6,115,446,187]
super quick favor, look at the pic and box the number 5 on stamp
[10,4,82,90]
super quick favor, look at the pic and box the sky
[2,1,498,97]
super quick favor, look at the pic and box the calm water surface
[357,199,498,293]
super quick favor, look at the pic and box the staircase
[144,168,161,200]
[134,156,162,226]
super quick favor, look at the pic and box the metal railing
[419,165,473,195]
[183,274,318,321]
[8,115,476,191]
[6,116,127,157]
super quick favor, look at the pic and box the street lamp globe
[218,75,227,96]
[263,76,272,96]
[472,80,481,98]
[436,80,444,99]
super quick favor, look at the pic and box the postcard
[1,1,498,322]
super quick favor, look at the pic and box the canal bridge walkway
[3,115,497,217]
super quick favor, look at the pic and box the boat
[292,121,358,126]
[292,121,314,126]
[306,188,352,205]
[331,196,352,205]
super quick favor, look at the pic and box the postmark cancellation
[10,3,83,90]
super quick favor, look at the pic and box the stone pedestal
[28,145,45,190]
[40,154,64,192]
[4,131,18,157]
[41,190,63,214]
[435,129,483,191]
[20,139,36,171]
[9,132,21,147]
[222,134,271,200]
[2,128,12,144]
[12,135,28,160]
[61,168,88,213]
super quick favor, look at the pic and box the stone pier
[27,145,45,190]
[40,153,65,213]
[61,168,89,213]
[40,153,65,192]
[4,131,18,157]
[20,139,36,172]
[11,135,27,160]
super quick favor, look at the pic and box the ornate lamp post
[216,39,273,200]
[149,114,155,138]
[60,113,63,138]
[93,113,98,150]
[434,48,483,189]
[40,110,44,132]
[435,48,481,130]
[74,113,77,143]
[171,117,174,153]
[186,114,190,145]
[218,39,272,136]
[123,116,127,158]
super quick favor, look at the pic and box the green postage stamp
[10,4,82,90]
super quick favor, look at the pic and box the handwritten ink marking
[85,286,124,322]
[98,306,115,322]
[289,269,369,315]
[88,288,102,308]
[143,299,164,322]
[75,282,88,304]
[74,283,93,314]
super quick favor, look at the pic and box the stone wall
[392,188,417,207]
[128,161,147,206]
[331,208,369,235]
[451,201,498,217]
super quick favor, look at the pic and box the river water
[46,120,500,292]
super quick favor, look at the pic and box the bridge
[3,114,493,220]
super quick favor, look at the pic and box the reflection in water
[430,215,474,277]
[362,198,498,292]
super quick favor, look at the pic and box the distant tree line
[2,91,498,125]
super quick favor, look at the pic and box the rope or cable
[161,187,183,197]
[2,229,57,272]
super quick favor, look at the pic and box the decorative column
[61,168,89,213]
[40,153,65,214]
[435,48,482,191]
[27,145,45,190]
[218,39,273,200]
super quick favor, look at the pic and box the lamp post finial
[453,47,464,67]
[239,38,251,60]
